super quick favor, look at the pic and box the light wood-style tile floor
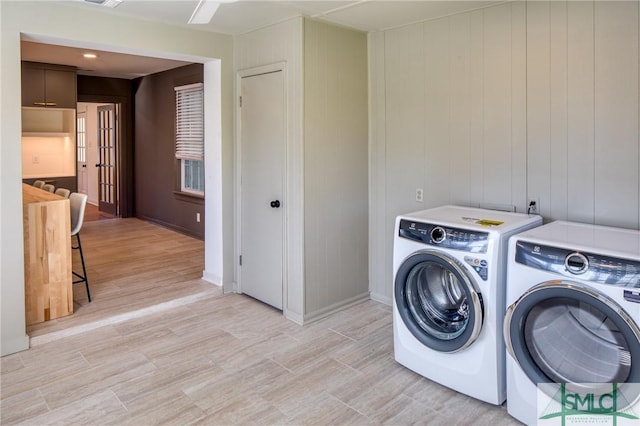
[1,218,520,425]
[26,218,215,341]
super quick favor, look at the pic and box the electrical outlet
[528,198,539,215]
[196,212,201,223]
[415,188,424,202]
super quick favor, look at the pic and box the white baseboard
[369,292,392,306]
[1,334,30,356]
[284,309,303,325]
[201,270,222,286]
[302,292,371,325]
[223,281,237,294]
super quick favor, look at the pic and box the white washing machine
[393,205,542,405]
[504,221,640,425]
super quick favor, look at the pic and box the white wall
[1,1,233,356]
[21,135,75,178]
[369,0,640,303]
[303,20,369,319]
[234,18,305,321]
[234,18,369,322]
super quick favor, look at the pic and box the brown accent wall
[133,64,204,239]
[77,76,134,217]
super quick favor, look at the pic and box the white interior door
[240,70,285,310]
[78,102,104,206]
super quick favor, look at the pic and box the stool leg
[74,233,91,302]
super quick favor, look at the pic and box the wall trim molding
[201,270,222,287]
[0,334,29,357]
[302,292,371,325]
[369,292,392,307]
[136,214,203,240]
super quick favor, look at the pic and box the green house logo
[538,383,640,425]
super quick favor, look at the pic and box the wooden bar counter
[22,183,73,325]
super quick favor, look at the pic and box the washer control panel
[515,240,640,287]
[399,219,489,253]
[464,255,489,281]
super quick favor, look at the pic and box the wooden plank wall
[369,1,640,303]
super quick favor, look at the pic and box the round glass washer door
[394,250,484,353]
[504,281,640,389]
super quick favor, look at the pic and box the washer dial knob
[431,226,446,243]
[565,252,589,275]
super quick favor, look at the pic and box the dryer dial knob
[431,226,446,243]
[565,252,589,274]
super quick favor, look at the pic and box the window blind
[175,83,204,160]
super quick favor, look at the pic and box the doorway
[77,102,120,217]
[239,68,286,310]
[9,37,225,359]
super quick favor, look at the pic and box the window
[182,159,204,193]
[175,82,204,195]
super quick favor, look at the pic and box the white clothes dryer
[504,221,640,425]
[393,205,542,405]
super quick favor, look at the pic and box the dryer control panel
[398,219,489,253]
[515,241,640,287]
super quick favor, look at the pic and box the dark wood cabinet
[21,62,77,109]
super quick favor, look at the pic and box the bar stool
[55,188,71,198]
[33,180,45,189]
[69,192,91,302]
[42,184,55,193]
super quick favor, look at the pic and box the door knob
[95,163,101,167]
[270,200,281,208]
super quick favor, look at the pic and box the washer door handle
[503,302,516,358]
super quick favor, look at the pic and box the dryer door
[394,250,484,353]
[504,281,640,388]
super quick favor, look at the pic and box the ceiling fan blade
[188,0,221,25]
[82,0,123,8]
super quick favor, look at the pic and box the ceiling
[21,0,502,79]
[63,0,503,35]
[21,41,194,79]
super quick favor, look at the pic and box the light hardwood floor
[83,202,116,222]
[1,218,520,425]
[25,218,215,341]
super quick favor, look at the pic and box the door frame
[235,62,289,313]
[77,94,131,217]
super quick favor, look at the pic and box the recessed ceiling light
[83,53,97,59]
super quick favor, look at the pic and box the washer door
[395,250,484,353]
[504,281,640,388]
